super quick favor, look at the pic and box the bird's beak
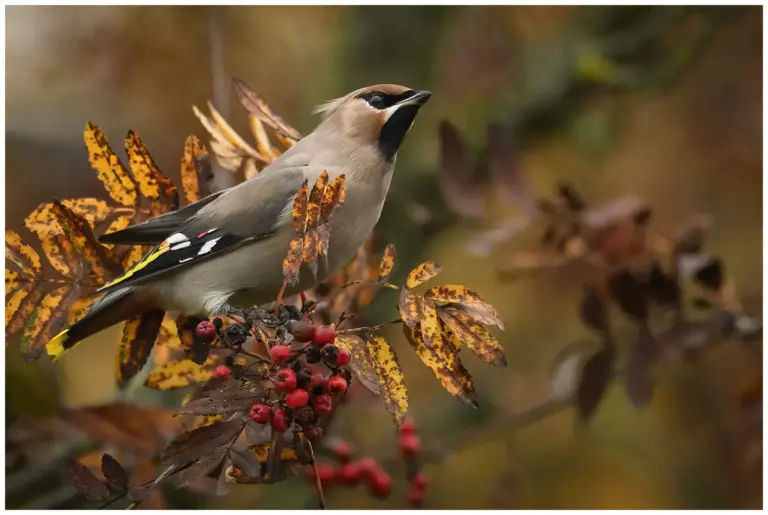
[397,90,432,107]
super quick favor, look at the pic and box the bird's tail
[46,287,152,361]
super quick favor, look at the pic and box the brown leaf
[228,442,302,484]
[101,453,130,491]
[67,460,110,500]
[25,198,112,237]
[282,238,303,286]
[406,261,442,288]
[192,102,266,174]
[41,233,82,278]
[145,356,217,390]
[378,243,396,282]
[438,120,485,219]
[117,310,165,383]
[292,180,310,233]
[366,336,409,426]
[125,130,179,211]
[161,419,244,468]
[580,284,608,333]
[576,346,614,422]
[249,115,277,162]
[424,285,505,330]
[439,306,506,366]
[316,223,331,258]
[5,269,20,296]
[179,388,266,416]
[320,174,346,221]
[486,123,536,214]
[607,269,648,322]
[6,285,44,336]
[232,78,303,142]
[404,314,477,408]
[84,122,139,208]
[398,288,421,329]
[624,327,659,409]
[645,261,681,309]
[20,284,80,363]
[333,334,380,395]
[302,172,329,275]
[5,229,42,277]
[180,135,207,204]
[173,447,229,488]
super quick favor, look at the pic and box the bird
[46,83,431,360]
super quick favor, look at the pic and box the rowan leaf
[366,336,409,426]
[378,244,396,282]
[117,310,165,383]
[406,261,443,288]
[5,269,20,297]
[180,135,207,204]
[228,443,301,484]
[320,175,346,221]
[25,198,111,237]
[206,100,263,160]
[7,286,44,337]
[161,419,244,468]
[292,180,309,233]
[424,285,505,330]
[179,385,266,416]
[576,346,614,422]
[155,315,185,350]
[125,130,179,213]
[67,460,110,500]
[439,305,507,367]
[232,78,303,142]
[316,223,331,258]
[398,288,421,329]
[40,233,82,278]
[84,122,138,208]
[67,296,97,325]
[302,171,329,276]
[282,238,303,286]
[173,447,229,488]
[403,324,477,408]
[333,334,380,395]
[192,105,264,174]
[145,356,217,390]
[101,453,130,491]
[20,284,79,363]
[50,200,121,283]
[249,115,276,162]
[5,229,42,277]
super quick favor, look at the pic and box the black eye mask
[358,90,416,110]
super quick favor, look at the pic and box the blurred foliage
[5,4,762,510]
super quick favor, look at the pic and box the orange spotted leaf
[292,180,309,233]
[282,238,303,286]
[378,244,396,282]
[144,356,217,390]
[398,288,421,329]
[125,131,179,210]
[320,175,346,221]
[25,198,111,237]
[6,229,42,277]
[117,310,165,384]
[406,261,443,289]
[20,284,80,363]
[84,122,138,208]
[180,135,207,204]
[439,305,507,367]
[424,285,505,330]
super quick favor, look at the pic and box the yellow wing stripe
[98,241,171,291]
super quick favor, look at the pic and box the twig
[337,319,403,335]
[306,439,327,510]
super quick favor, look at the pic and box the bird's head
[314,84,431,162]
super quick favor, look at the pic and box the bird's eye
[368,95,384,108]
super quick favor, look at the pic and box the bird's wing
[98,189,229,245]
[97,166,333,292]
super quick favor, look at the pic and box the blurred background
[5,5,762,509]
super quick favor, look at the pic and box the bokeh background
[5,5,762,509]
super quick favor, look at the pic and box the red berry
[250,403,271,424]
[212,365,231,381]
[313,325,336,345]
[292,320,317,343]
[305,426,324,441]
[285,388,309,409]
[335,348,351,367]
[269,345,292,366]
[399,434,421,457]
[196,320,217,343]
[337,462,362,485]
[332,440,354,462]
[407,488,424,507]
[310,373,329,391]
[400,418,417,435]
[312,394,333,417]
[368,470,392,498]
[304,462,336,485]
[275,368,297,392]
[357,457,381,477]
[271,408,289,432]
[328,375,347,394]
[412,472,429,491]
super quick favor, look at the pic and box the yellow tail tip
[46,329,69,361]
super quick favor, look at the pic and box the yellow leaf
[320,175,346,221]
[192,104,265,175]
[5,269,20,296]
[439,306,506,367]
[232,78,303,142]
[206,101,263,159]
[406,261,443,289]
[367,336,409,426]
[84,122,138,207]
[21,285,78,363]
[5,229,42,277]
[25,198,111,237]
[249,115,276,162]
[117,311,165,383]
[67,296,97,325]
[155,315,184,350]
[425,285,505,330]
[62,198,113,228]
[378,243,396,281]
[403,315,477,408]
[180,135,207,204]
[334,334,380,394]
[124,131,179,208]
[144,356,217,390]
[6,284,42,334]
[100,214,133,251]
[398,288,421,329]
[40,233,81,278]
